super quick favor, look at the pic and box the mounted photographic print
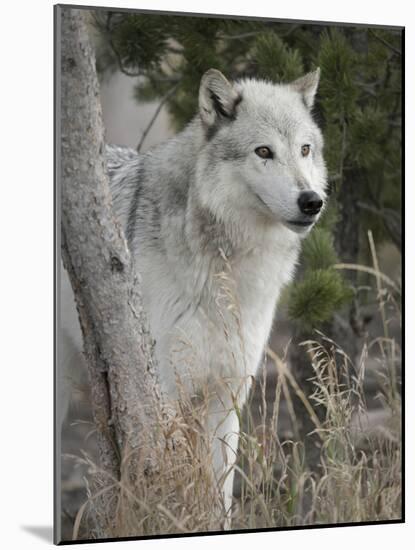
[55,3,404,544]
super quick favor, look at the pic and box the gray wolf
[62,68,327,526]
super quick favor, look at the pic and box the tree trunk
[59,6,165,538]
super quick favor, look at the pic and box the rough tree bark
[59,7,165,538]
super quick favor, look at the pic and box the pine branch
[103,12,145,78]
[108,36,144,77]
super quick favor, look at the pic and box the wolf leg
[205,397,240,529]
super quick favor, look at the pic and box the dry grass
[65,248,402,540]
[234,331,401,529]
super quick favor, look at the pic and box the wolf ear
[291,68,320,109]
[199,69,240,127]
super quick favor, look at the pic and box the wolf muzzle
[297,190,323,216]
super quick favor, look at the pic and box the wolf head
[196,68,327,236]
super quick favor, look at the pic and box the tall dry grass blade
[333,263,400,293]
[266,347,323,438]
[73,483,118,540]
[368,230,389,339]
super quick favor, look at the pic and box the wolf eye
[301,144,311,157]
[255,146,273,159]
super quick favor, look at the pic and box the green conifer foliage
[252,32,304,82]
[302,228,338,271]
[288,269,353,329]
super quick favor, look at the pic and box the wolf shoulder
[106,134,196,212]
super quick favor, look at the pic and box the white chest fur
[138,225,300,403]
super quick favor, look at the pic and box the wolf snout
[297,190,323,216]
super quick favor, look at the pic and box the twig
[369,30,402,56]
[338,117,348,181]
[333,263,400,294]
[266,347,323,438]
[218,23,299,41]
[357,201,401,250]
[367,230,389,340]
[136,82,180,152]
[218,31,263,41]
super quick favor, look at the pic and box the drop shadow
[21,525,53,543]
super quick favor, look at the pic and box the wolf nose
[298,191,323,216]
